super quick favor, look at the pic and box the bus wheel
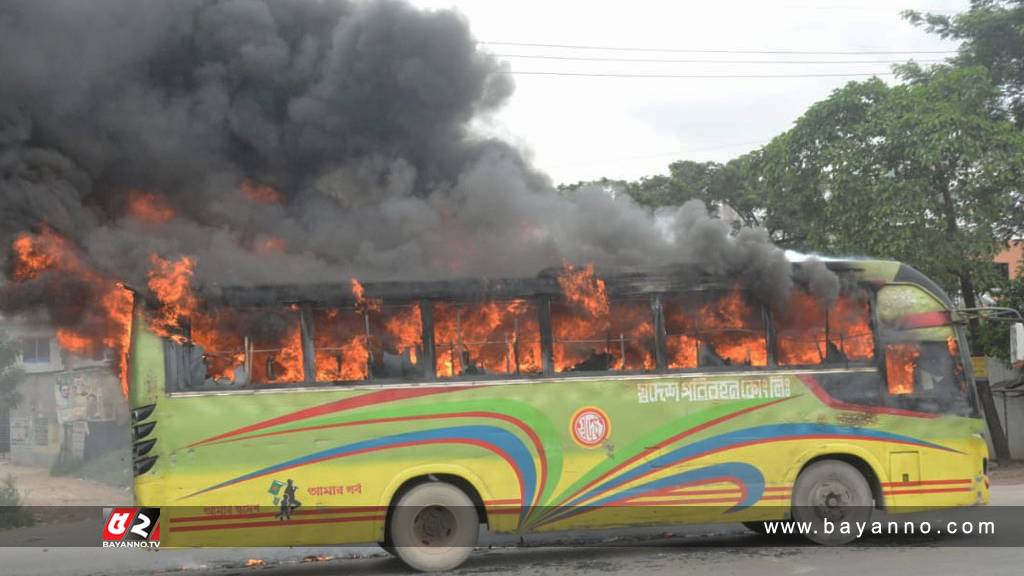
[376,542,396,557]
[792,460,873,545]
[388,482,479,572]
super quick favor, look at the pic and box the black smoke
[0,0,837,307]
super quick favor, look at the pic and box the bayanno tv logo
[102,507,161,549]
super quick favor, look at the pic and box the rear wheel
[792,460,873,545]
[388,482,479,572]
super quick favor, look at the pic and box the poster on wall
[55,371,116,423]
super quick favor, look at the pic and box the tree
[623,157,765,227]
[905,1,1024,128]
[751,66,1024,321]
[0,330,23,412]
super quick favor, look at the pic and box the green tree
[623,158,764,227]
[751,66,1024,322]
[905,1,1024,127]
[0,330,22,412]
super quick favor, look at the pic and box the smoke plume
[0,0,837,313]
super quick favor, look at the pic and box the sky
[408,0,970,185]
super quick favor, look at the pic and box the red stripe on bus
[880,479,971,488]
[797,375,939,419]
[187,386,469,448]
[170,506,387,524]
[485,499,522,505]
[661,488,743,497]
[760,494,792,501]
[543,397,796,517]
[617,497,741,506]
[170,514,384,532]
[488,508,523,515]
[883,487,973,496]
[897,311,952,330]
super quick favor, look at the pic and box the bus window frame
[162,281,894,393]
[768,285,880,370]
[657,288,774,375]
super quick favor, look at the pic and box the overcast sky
[408,0,969,185]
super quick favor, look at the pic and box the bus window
[663,290,767,369]
[884,340,973,415]
[551,296,656,373]
[313,303,424,382]
[433,300,541,378]
[774,291,875,366]
[188,306,302,386]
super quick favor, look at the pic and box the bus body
[128,259,988,551]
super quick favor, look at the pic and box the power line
[510,71,896,79]
[480,40,957,55]
[495,53,945,65]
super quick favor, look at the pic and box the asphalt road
[3,482,1023,576]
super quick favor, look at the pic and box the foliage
[0,475,34,530]
[622,158,765,228]
[0,330,23,411]
[975,273,1024,360]
[905,1,1024,127]
[748,66,1024,317]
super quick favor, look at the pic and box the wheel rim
[809,479,855,522]
[412,505,458,547]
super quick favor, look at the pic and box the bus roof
[183,259,898,309]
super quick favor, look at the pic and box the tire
[791,460,873,545]
[377,542,396,557]
[388,482,479,572]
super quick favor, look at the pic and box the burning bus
[124,258,987,571]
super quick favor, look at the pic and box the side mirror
[1011,322,1024,368]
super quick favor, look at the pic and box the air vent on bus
[133,438,157,459]
[132,404,156,424]
[134,456,158,476]
[133,421,156,442]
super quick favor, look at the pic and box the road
[2,480,1023,576]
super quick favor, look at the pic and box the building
[0,311,128,467]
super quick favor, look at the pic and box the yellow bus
[128,259,988,571]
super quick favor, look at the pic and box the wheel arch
[375,465,491,543]
[784,445,888,510]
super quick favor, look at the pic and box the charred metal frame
[174,264,879,390]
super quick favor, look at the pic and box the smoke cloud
[0,0,836,310]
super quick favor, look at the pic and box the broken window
[313,303,424,382]
[774,291,875,366]
[663,290,768,369]
[551,296,655,373]
[883,340,973,416]
[186,305,302,386]
[433,300,541,378]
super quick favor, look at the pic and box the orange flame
[775,291,874,366]
[257,236,287,254]
[885,343,919,395]
[6,229,134,396]
[11,228,65,281]
[146,254,197,337]
[240,180,283,204]
[125,190,175,224]
[351,278,382,313]
[433,300,541,377]
[557,263,609,318]
[664,290,768,369]
[552,264,653,372]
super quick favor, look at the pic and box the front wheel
[388,482,479,572]
[792,460,873,545]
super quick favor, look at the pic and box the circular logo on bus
[571,407,610,448]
